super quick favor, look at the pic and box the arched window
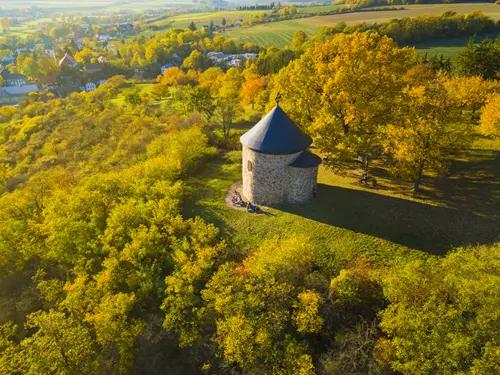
[247,160,253,172]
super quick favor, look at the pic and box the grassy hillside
[226,3,500,48]
[184,136,500,271]
[226,20,320,48]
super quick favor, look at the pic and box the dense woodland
[0,12,500,375]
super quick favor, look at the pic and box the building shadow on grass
[280,184,500,256]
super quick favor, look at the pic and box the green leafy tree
[291,30,308,51]
[378,243,500,375]
[18,310,98,375]
[455,37,500,79]
[201,237,320,374]
[182,50,208,71]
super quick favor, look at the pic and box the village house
[1,70,28,86]
[59,53,78,68]
[84,82,97,92]
[1,55,15,66]
[44,49,56,59]
[97,34,111,42]
[0,84,39,104]
[229,58,242,67]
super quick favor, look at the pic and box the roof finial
[275,92,281,105]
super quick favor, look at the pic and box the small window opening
[247,160,253,172]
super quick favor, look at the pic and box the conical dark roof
[289,149,322,168]
[240,105,312,154]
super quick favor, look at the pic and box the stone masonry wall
[242,146,301,206]
[285,166,318,204]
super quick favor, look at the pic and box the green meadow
[183,135,500,270]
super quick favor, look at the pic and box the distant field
[0,17,53,38]
[166,10,268,28]
[296,4,346,14]
[226,20,319,47]
[300,3,500,26]
[0,0,199,12]
[226,3,500,48]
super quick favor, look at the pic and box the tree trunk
[414,160,425,192]
[359,154,370,183]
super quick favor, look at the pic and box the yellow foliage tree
[479,93,500,138]
[274,32,417,178]
[443,75,500,120]
[384,68,473,191]
[240,74,266,109]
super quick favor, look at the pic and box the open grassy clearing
[111,83,155,106]
[0,17,52,38]
[183,136,500,271]
[226,20,319,47]
[226,3,500,48]
[413,34,498,57]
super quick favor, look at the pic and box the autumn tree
[201,237,321,374]
[384,68,473,192]
[17,310,99,375]
[240,73,266,110]
[443,75,500,120]
[214,67,244,143]
[479,93,500,138]
[378,243,500,374]
[291,30,308,51]
[182,50,208,71]
[275,32,417,179]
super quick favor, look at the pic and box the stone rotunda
[240,103,321,206]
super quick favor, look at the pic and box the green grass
[412,34,499,57]
[227,20,320,48]
[183,137,500,271]
[111,83,154,106]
